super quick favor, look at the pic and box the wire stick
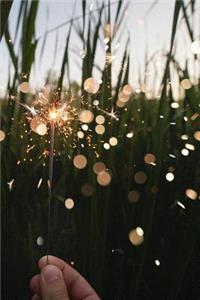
[46,121,55,265]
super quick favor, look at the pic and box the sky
[0,0,199,98]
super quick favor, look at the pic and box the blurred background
[1,0,200,299]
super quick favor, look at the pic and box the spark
[7,179,15,191]
[37,178,43,189]
[39,149,49,159]
[18,102,38,116]
[155,259,160,266]
[97,106,119,121]
[177,201,186,209]
[26,145,36,153]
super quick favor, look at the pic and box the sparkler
[20,88,80,263]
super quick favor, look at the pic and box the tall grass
[1,0,200,299]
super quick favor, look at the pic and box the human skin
[30,255,101,300]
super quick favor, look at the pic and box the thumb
[40,265,70,300]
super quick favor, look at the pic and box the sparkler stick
[46,121,55,264]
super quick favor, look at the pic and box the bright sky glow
[0,0,199,98]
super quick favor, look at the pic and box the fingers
[40,265,70,300]
[39,255,66,271]
[30,274,40,295]
[32,294,40,300]
[39,256,100,300]
[62,269,100,300]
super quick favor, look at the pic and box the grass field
[1,1,200,299]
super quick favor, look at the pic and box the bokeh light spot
[73,154,87,169]
[97,171,111,186]
[95,115,105,125]
[95,124,105,135]
[128,190,140,203]
[84,77,100,94]
[185,189,198,200]
[19,82,30,93]
[134,171,147,184]
[93,162,106,175]
[79,110,94,123]
[129,227,144,246]
[166,172,174,182]
[65,198,74,209]
[0,130,6,142]
[144,153,156,164]
[81,183,93,197]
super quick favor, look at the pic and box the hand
[30,255,101,300]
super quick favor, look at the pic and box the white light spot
[181,148,189,156]
[81,124,89,131]
[65,198,74,209]
[155,259,160,266]
[166,172,174,182]
[185,143,195,151]
[177,201,186,209]
[103,143,110,150]
[37,236,44,246]
[127,132,134,138]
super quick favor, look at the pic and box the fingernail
[32,295,40,300]
[42,265,61,284]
